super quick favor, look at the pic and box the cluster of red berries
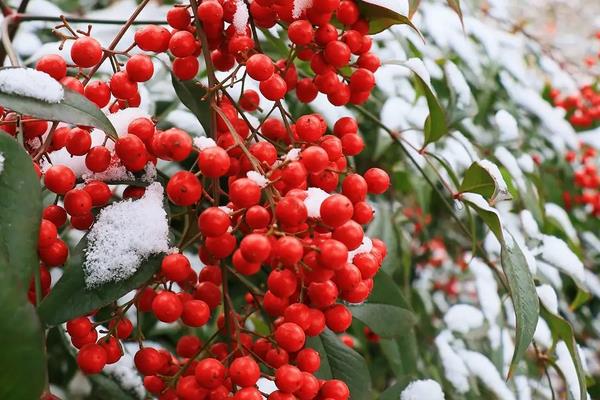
[0,0,394,398]
[563,146,600,215]
[549,85,600,129]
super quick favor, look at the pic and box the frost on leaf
[0,67,64,103]
[84,182,169,288]
[0,152,4,175]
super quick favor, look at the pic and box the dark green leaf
[357,1,424,37]
[379,377,413,400]
[38,236,162,325]
[90,374,138,400]
[349,303,416,338]
[171,74,211,136]
[501,231,539,377]
[0,132,46,400]
[306,329,372,400]
[0,70,117,139]
[541,306,587,400]
[0,132,42,285]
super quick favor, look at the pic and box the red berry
[134,347,165,376]
[274,322,305,352]
[152,291,184,322]
[38,219,57,248]
[71,36,103,68]
[198,146,231,177]
[229,356,260,387]
[44,165,76,194]
[275,364,303,393]
[63,188,93,217]
[364,168,390,194]
[246,54,274,81]
[173,56,200,80]
[195,358,226,389]
[36,54,67,80]
[135,25,171,53]
[166,171,202,206]
[161,253,192,282]
[67,317,92,338]
[181,299,210,327]
[260,74,287,100]
[126,54,154,82]
[320,194,353,227]
[77,343,107,374]
[229,178,261,208]
[110,71,138,100]
[84,80,111,108]
[198,207,231,237]
[167,7,191,29]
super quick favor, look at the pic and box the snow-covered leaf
[0,68,117,139]
[358,1,423,36]
[459,160,511,203]
[460,192,503,241]
[38,237,163,325]
[540,306,587,400]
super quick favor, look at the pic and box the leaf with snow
[0,68,117,139]
[459,160,511,203]
[0,68,63,103]
[460,192,503,241]
[435,331,469,393]
[541,306,588,400]
[395,58,447,146]
[459,350,516,400]
[536,284,558,314]
[357,0,423,36]
[84,183,169,288]
[495,110,519,142]
[544,203,579,245]
[539,235,585,285]
[444,61,474,112]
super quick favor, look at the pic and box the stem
[0,0,29,64]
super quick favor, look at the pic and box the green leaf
[446,0,464,26]
[541,306,587,400]
[393,59,447,146]
[408,0,421,18]
[501,231,539,377]
[0,133,46,400]
[0,132,43,285]
[38,235,162,325]
[357,1,424,37]
[349,303,416,338]
[171,74,211,136]
[0,70,117,140]
[459,161,510,202]
[306,329,372,400]
[460,192,503,242]
[90,374,138,400]
[379,377,413,400]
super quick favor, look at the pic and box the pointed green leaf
[306,329,372,400]
[0,69,117,140]
[0,133,46,400]
[501,231,539,377]
[171,74,211,136]
[460,192,503,241]
[38,235,162,325]
[540,306,587,400]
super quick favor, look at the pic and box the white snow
[166,109,204,137]
[435,331,470,393]
[233,0,249,33]
[514,375,532,400]
[583,270,600,299]
[292,0,313,19]
[517,154,535,174]
[459,350,516,400]
[444,304,485,334]
[404,58,434,91]
[495,110,519,142]
[556,341,590,400]
[477,159,510,202]
[470,258,501,325]
[0,152,4,175]
[104,342,145,399]
[539,235,585,284]
[536,284,558,314]
[0,68,64,103]
[305,187,330,219]
[347,236,373,263]
[284,148,301,162]
[194,136,217,150]
[545,203,578,244]
[400,379,445,400]
[107,107,150,138]
[519,210,541,240]
[246,170,269,188]
[444,61,472,108]
[83,182,169,287]
[495,146,525,190]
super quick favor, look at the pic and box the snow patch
[194,136,217,150]
[545,203,578,244]
[0,152,4,175]
[444,304,485,334]
[84,182,169,287]
[459,350,516,400]
[292,0,313,19]
[536,284,558,314]
[495,110,519,142]
[304,187,330,219]
[401,379,445,400]
[435,331,470,393]
[246,171,269,188]
[539,235,585,284]
[232,0,249,33]
[556,341,590,400]
[0,68,64,103]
